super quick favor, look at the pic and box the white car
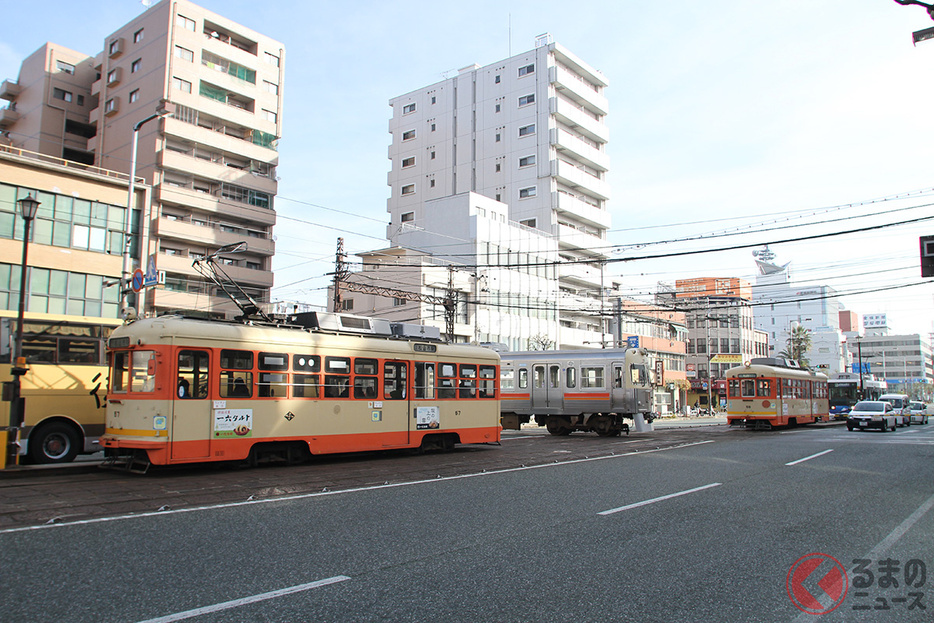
[846,401,897,432]
[909,401,930,425]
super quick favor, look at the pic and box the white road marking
[785,449,834,466]
[135,576,350,623]
[0,440,716,535]
[598,483,722,516]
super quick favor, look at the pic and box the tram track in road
[0,426,733,531]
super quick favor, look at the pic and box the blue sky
[2,0,934,336]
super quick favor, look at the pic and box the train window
[220,371,252,398]
[131,350,157,392]
[415,362,435,399]
[741,379,755,398]
[549,365,559,389]
[355,358,378,375]
[293,354,320,372]
[757,380,771,397]
[111,351,128,393]
[518,368,528,389]
[614,366,623,389]
[566,366,577,388]
[293,374,319,398]
[478,365,497,398]
[533,365,545,389]
[384,362,407,400]
[259,372,287,397]
[221,349,253,370]
[630,364,648,386]
[501,368,515,390]
[178,350,209,398]
[259,352,288,371]
[581,366,604,389]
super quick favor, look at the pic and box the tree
[779,324,812,369]
[527,334,555,351]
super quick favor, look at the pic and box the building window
[429,179,435,187]
[430,123,436,132]
[129,89,139,103]
[175,46,194,62]
[402,156,415,168]
[520,218,536,228]
[401,212,414,222]
[56,60,75,75]
[495,74,501,83]
[53,87,73,103]
[104,98,117,113]
[77,95,84,106]
[430,151,436,159]
[263,80,279,95]
[402,129,416,141]
[131,59,141,73]
[431,96,436,104]
[519,155,535,167]
[403,103,416,114]
[108,39,121,56]
[176,14,196,31]
[495,132,501,142]
[264,52,280,67]
[518,94,535,106]
[401,184,415,196]
[262,109,277,123]
[172,77,192,93]
[495,103,501,113]
[518,64,534,77]
[133,29,144,43]
[340,299,354,311]
[519,186,537,198]
[495,163,501,172]
[518,124,535,137]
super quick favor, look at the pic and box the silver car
[846,400,896,432]
[909,401,930,425]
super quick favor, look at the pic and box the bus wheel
[29,422,80,464]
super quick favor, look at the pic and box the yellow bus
[1,312,121,464]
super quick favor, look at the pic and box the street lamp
[121,101,174,319]
[6,194,40,467]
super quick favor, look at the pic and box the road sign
[627,336,639,348]
[131,269,145,293]
[143,254,159,287]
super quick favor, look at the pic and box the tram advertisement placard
[213,408,253,438]
[416,406,440,430]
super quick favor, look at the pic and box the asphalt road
[3,422,934,622]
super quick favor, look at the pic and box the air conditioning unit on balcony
[106,67,122,86]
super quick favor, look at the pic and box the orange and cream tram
[725,358,828,430]
[101,313,501,471]
[499,348,654,436]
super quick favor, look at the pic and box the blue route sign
[627,336,639,348]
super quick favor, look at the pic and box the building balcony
[554,191,611,230]
[156,215,275,256]
[550,127,609,172]
[551,159,610,201]
[550,97,609,144]
[0,80,21,101]
[159,148,278,195]
[0,106,20,128]
[558,261,603,289]
[156,183,277,227]
[157,251,273,289]
[150,287,249,319]
[556,222,606,255]
[163,117,277,163]
[549,65,608,115]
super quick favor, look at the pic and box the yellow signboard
[710,354,743,364]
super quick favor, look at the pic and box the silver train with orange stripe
[499,348,654,436]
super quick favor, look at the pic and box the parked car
[908,401,930,425]
[879,393,911,427]
[847,400,897,432]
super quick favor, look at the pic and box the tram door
[531,364,561,411]
[172,349,212,460]
[383,361,410,445]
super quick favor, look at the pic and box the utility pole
[331,238,350,312]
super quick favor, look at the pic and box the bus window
[415,362,435,399]
[178,350,209,399]
[131,350,156,392]
[479,365,497,398]
[324,356,350,398]
[384,362,407,400]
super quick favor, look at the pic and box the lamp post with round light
[5,194,40,467]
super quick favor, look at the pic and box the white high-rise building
[384,35,610,347]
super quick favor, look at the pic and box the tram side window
[518,368,529,389]
[131,350,156,393]
[757,379,771,397]
[582,366,604,389]
[220,349,253,398]
[384,362,407,400]
[178,350,209,399]
[741,379,755,398]
[258,352,288,397]
[478,365,497,398]
[500,368,515,390]
[293,354,320,398]
[566,366,577,389]
[438,362,457,398]
[459,364,477,398]
[354,358,378,399]
[324,357,351,398]
[728,379,739,397]
[415,362,435,399]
